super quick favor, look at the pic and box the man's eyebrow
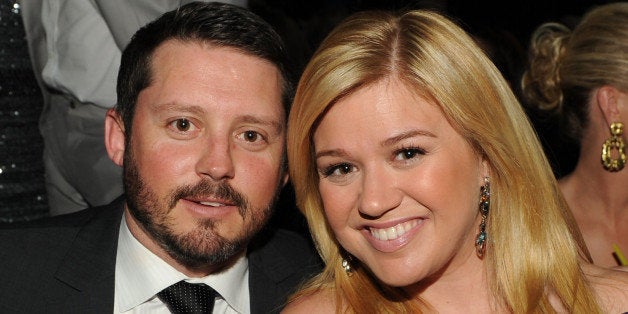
[236,114,284,134]
[152,102,206,116]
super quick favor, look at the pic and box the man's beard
[123,148,280,270]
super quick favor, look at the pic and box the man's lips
[198,201,228,207]
[184,196,239,207]
[178,197,241,220]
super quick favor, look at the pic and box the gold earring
[342,258,353,277]
[601,122,626,172]
[342,258,353,276]
[341,252,354,276]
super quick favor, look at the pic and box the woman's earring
[602,122,626,172]
[341,256,353,276]
[475,177,490,258]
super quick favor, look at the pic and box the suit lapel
[53,198,125,313]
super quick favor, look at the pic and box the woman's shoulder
[582,263,628,312]
[282,288,337,313]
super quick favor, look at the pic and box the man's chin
[163,226,249,269]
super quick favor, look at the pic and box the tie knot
[157,281,216,314]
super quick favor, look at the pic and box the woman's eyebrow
[381,129,435,147]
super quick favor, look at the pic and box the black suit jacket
[0,197,321,313]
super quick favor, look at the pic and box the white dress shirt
[114,213,251,313]
[39,0,120,108]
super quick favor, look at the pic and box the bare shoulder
[582,263,628,312]
[282,288,336,313]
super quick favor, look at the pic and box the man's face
[111,40,286,273]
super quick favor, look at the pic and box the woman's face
[313,78,487,290]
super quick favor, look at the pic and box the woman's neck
[560,159,628,267]
[405,251,502,312]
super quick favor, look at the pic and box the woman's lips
[362,218,425,253]
[368,219,420,241]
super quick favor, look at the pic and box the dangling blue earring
[475,177,490,258]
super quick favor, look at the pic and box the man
[20,0,246,215]
[0,2,320,313]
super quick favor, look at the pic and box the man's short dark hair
[115,1,294,135]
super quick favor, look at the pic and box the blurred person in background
[522,2,628,268]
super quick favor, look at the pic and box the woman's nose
[358,165,402,218]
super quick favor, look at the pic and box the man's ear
[596,86,621,127]
[105,109,126,167]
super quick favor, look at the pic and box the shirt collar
[115,212,250,313]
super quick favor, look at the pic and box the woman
[522,3,628,268]
[284,9,628,312]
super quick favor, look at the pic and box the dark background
[251,0,620,72]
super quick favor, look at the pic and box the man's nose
[195,137,235,181]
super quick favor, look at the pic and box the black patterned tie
[157,281,216,314]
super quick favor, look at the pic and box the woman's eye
[173,118,191,132]
[395,147,425,161]
[323,163,354,177]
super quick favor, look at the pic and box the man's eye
[174,118,191,131]
[243,130,260,142]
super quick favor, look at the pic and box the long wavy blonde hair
[287,9,600,313]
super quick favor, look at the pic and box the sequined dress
[0,0,48,221]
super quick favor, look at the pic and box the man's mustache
[168,180,249,217]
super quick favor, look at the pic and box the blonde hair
[288,9,601,313]
[522,3,628,142]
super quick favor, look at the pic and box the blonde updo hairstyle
[288,9,600,313]
[522,3,628,142]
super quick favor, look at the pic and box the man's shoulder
[0,198,124,312]
[247,227,322,314]
[248,228,320,266]
[256,228,315,250]
[0,196,124,236]
[0,205,98,244]
[0,196,125,269]
[247,226,322,281]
